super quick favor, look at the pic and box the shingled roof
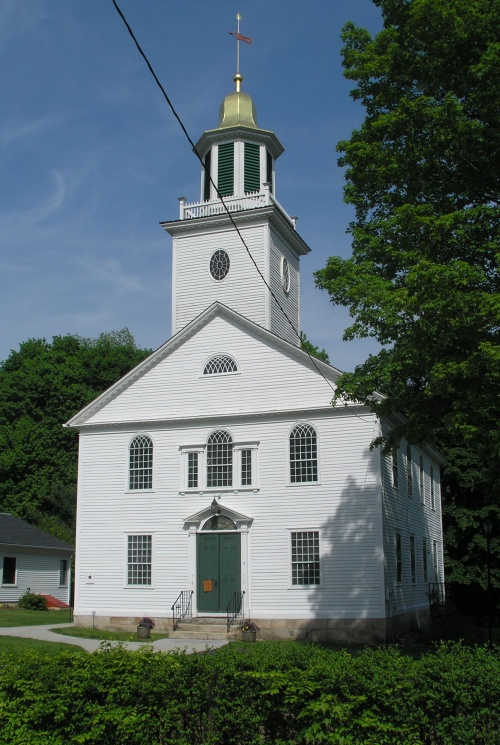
[0,513,74,551]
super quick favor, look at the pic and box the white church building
[67,70,445,643]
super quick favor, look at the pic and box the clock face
[281,256,290,293]
[210,249,230,281]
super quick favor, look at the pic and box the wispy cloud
[76,256,145,293]
[0,116,61,146]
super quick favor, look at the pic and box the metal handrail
[171,590,193,631]
[226,590,245,632]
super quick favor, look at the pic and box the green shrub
[17,592,48,611]
[0,642,499,744]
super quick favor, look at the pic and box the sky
[1,0,383,372]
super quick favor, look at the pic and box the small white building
[0,513,73,606]
[67,73,445,642]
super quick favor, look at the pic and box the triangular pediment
[183,502,253,529]
[65,302,357,430]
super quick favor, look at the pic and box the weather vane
[229,12,252,75]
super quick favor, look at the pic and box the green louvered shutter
[266,151,273,193]
[218,143,234,196]
[244,142,260,193]
[203,150,211,201]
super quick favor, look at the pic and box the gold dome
[217,73,258,129]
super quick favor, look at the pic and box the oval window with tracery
[210,249,230,281]
[203,355,238,375]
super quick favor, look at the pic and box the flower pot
[241,629,257,643]
[137,625,151,639]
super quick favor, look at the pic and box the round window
[210,250,230,281]
[281,257,290,293]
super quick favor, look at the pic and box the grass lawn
[0,607,72,627]
[0,635,84,656]
[51,626,170,642]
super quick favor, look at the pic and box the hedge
[0,642,498,744]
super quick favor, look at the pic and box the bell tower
[161,31,311,345]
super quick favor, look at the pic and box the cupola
[195,73,284,203]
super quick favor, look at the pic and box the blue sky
[1,0,383,371]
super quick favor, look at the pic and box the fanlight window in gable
[129,434,153,490]
[203,355,238,375]
[207,430,233,487]
[289,424,318,483]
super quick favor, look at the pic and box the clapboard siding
[0,548,71,603]
[269,227,300,345]
[379,422,444,614]
[173,225,267,334]
[75,408,386,619]
[84,316,340,425]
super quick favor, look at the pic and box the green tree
[300,332,330,363]
[315,0,500,602]
[0,331,150,542]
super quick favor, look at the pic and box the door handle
[214,580,218,588]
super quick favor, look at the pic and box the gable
[69,310,342,427]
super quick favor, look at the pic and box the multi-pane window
[419,455,425,504]
[129,435,153,490]
[422,539,428,583]
[2,557,16,585]
[59,559,68,586]
[241,449,252,486]
[203,355,237,375]
[289,424,318,483]
[406,445,413,497]
[410,536,416,584]
[430,466,435,510]
[392,448,399,488]
[207,431,233,487]
[291,531,320,585]
[187,452,199,489]
[432,541,439,579]
[209,249,230,281]
[396,533,402,583]
[127,535,152,586]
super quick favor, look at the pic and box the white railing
[178,183,297,228]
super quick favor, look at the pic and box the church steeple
[161,28,310,346]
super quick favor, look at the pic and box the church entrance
[197,529,241,613]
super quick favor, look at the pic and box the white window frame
[422,538,428,583]
[432,540,439,580]
[430,465,436,510]
[395,532,402,584]
[180,440,259,493]
[288,423,319,486]
[410,535,416,584]
[288,529,322,589]
[419,455,425,504]
[392,448,399,488]
[125,534,153,588]
[59,559,68,587]
[127,433,154,492]
[2,556,17,586]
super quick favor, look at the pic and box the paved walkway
[0,623,229,653]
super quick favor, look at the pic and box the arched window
[289,424,318,483]
[207,431,233,487]
[406,445,413,497]
[129,435,153,490]
[202,515,237,531]
[203,355,238,375]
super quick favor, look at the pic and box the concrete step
[170,629,231,640]
[175,623,227,634]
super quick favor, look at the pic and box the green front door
[197,533,241,612]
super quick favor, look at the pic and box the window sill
[180,487,259,495]
[287,481,320,487]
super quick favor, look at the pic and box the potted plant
[137,617,155,639]
[239,620,259,643]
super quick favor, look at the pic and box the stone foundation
[73,607,430,644]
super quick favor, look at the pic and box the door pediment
[184,503,253,530]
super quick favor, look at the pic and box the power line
[110,0,372,424]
